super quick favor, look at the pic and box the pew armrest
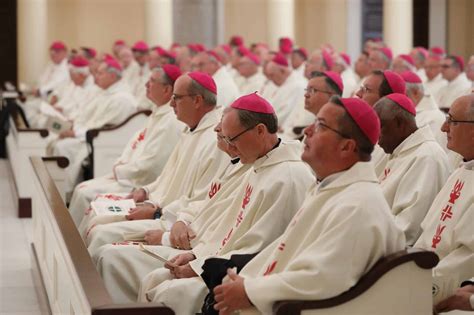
[273,248,439,315]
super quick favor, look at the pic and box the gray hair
[105,66,122,79]
[151,66,174,86]
[374,97,415,123]
[188,79,217,106]
[405,82,424,95]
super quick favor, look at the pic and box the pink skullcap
[230,36,244,46]
[293,47,308,59]
[430,46,445,56]
[237,45,250,56]
[340,52,351,66]
[164,50,177,59]
[400,71,422,84]
[322,50,334,70]
[398,54,415,66]
[338,98,380,145]
[279,37,293,54]
[114,40,126,46]
[378,47,393,61]
[104,57,122,71]
[243,52,260,65]
[194,43,206,52]
[207,50,222,63]
[221,44,232,55]
[324,71,344,94]
[451,55,465,71]
[154,46,167,56]
[385,93,416,116]
[231,92,275,114]
[103,53,115,62]
[132,41,149,52]
[87,48,97,58]
[187,72,217,94]
[162,64,182,83]
[170,42,181,49]
[50,41,67,51]
[414,47,429,59]
[382,70,406,94]
[70,56,89,67]
[272,52,289,67]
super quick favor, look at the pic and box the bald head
[266,61,291,86]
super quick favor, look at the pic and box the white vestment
[341,68,359,97]
[379,126,451,245]
[436,73,471,109]
[414,160,474,302]
[37,58,69,97]
[237,72,266,96]
[51,80,137,193]
[267,72,306,127]
[86,108,228,252]
[425,74,447,106]
[69,103,183,226]
[137,141,314,312]
[141,162,405,315]
[415,95,448,150]
[213,67,240,107]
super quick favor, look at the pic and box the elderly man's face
[50,49,67,64]
[133,51,149,66]
[119,49,134,68]
[424,57,442,81]
[368,51,388,71]
[191,53,218,75]
[304,54,323,79]
[95,63,117,89]
[266,62,287,86]
[148,50,162,69]
[146,70,171,106]
[302,102,347,177]
[169,76,196,126]
[215,112,238,158]
[441,96,474,157]
[236,57,257,78]
[304,77,333,116]
[291,52,305,70]
[441,58,461,82]
[356,74,383,106]
[70,70,88,86]
[221,109,261,164]
[355,53,370,78]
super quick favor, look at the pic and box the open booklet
[90,198,136,216]
[138,243,169,263]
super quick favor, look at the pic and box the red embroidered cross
[241,184,253,209]
[440,204,453,222]
[448,180,464,204]
[263,261,277,276]
[431,224,446,249]
[221,228,233,247]
[208,182,221,199]
[131,129,147,149]
[235,211,244,227]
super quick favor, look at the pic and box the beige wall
[447,0,474,60]
[295,0,347,53]
[18,0,147,85]
[224,0,269,46]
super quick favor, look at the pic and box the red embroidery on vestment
[242,184,253,209]
[208,182,221,199]
[263,261,277,276]
[431,224,446,249]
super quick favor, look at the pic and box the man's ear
[340,138,358,156]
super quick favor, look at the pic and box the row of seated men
[23,36,473,314]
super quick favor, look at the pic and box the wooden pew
[273,248,439,315]
[86,110,151,179]
[30,156,174,315]
[5,98,50,217]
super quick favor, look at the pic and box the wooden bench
[30,156,174,315]
[273,248,439,315]
[5,98,50,217]
[86,110,151,179]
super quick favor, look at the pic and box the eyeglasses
[445,114,474,126]
[304,87,333,96]
[172,93,196,101]
[313,119,351,139]
[222,124,258,146]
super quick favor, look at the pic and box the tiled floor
[0,159,46,315]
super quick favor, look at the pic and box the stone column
[145,0,173,47]
[17,0,48,86]
[267,0,294,50]
[383,0,413,55]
